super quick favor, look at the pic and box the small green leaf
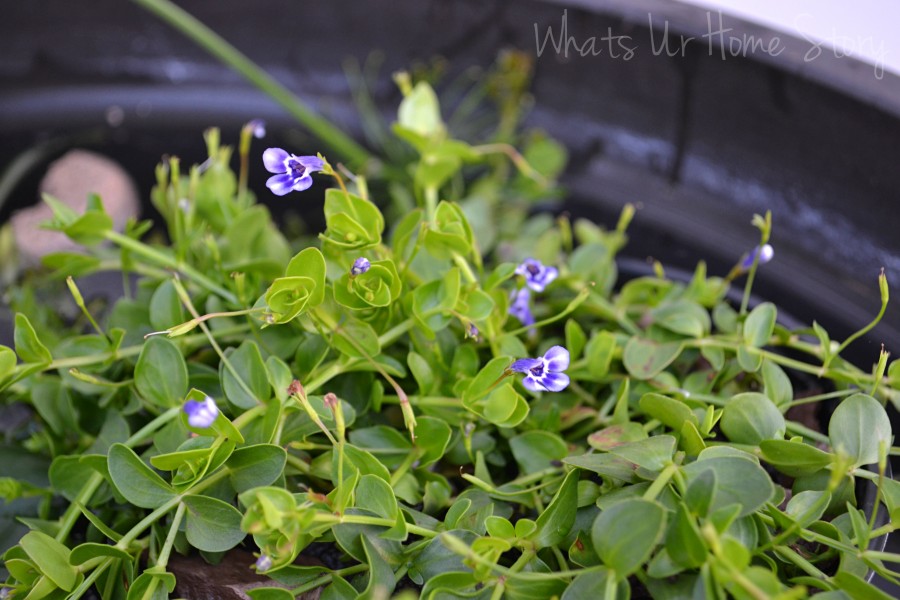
[607,435,676,473]
[220,340,271,409]
[585,331,617,379]
[183,495,245,552]
[509,431,568,473]
[759,440,833,477]
[623,338,683,380]
[720,392,786,445]
[414,416,452,468]
[134,337,188,408]
[226,444,287,493]
[356,474,399,521]
[532,470,579,549]
[69,542,131,565]
[639,393,698,431]
[107,443,176,509]
[20,530,79,591]
[666,503,707,568]
[743,302,776,347]
[592,498,667,578]
[14,313,53,364]
[829,393,892,467]
[682,456,774,518]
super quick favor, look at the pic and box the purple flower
[350,257,371,276]
[247,119,266,139]
[184,395,219,428]
[509,287,535,327]
[262,148,324,196]
[510,346,570,392]
[515,258,558,292]
[741,244,774,269]
[255,554,273,572]
[467,322,480,340]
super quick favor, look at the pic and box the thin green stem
[104,230,238,304]
[131,0,371,168]
[156,502,186,567]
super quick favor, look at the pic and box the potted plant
[1,1,899,598]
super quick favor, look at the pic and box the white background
[679,0,899,77]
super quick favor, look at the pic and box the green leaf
[0,344,16,381]
[565,320,587,360]
[49,455,105,503]
[20,530,78,591]
[226,444,287,493]
[126,571,176,600]
[134,337,187,408]
[832,572,895,600]
[247,588,295,600]
[332,319,381,359]
[220,340,271,409]
[148,279,187,331]
[397,81,444,138]
[743,302,776,347]
[623,338,684,380]
[829,393,892,467]
[509,431,568,473]
[414,417,452,468]
[320,189,384,250]
[666,504,707,568]
[423,201,474,260]
[720,392,786,445]
[684,469,716,516]
[562,568,627,600]
[587,423,647,450]
[14,313,53,364]
[585,331,617,379]
[759,440,833,477]
[592,498,667,578]
[69,542,131,565]
[413,268,461,334]
[356,474,399,521]
[761,359,793,409]
[107,443,177,509]
[532,470,579,549]
[607,435,676,473]
[183,495,245,552]
[651,300,710,338]
[681,455,774,518]
[265,247,327,323]
[639,393,698,431]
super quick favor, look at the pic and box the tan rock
[11,149,140,267]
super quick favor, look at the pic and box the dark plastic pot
[1,0,897,591]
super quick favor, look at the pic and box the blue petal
[510,357,541,373]
[266,173,295,196]
[543,345,569,372]
[540,372,570,392]
[522,376,543,392]
[263,147,290,173]
[292,175,314,192]
[298,155,325,172]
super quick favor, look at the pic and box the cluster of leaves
[3,51,900,600]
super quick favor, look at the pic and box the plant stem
[131,0,372,168]
[104,230,238,304]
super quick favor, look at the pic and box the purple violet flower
[515,258,558,292]
[255,554,273,572]
[510,346,570,392]
[741,244,774,269]
[247,119,266,139]
[184,395,219,428]
[509,287,535,327]
[467,322,480,340]
[262,148,325,196]
[350,257,371,276]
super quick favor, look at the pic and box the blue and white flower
[262,148,324,196]
[509,287,535,327]
[515,258,558,292]
[741,244,774,269]
[183,395,219,429]
[510,346,570,392]
[350,257,371,276]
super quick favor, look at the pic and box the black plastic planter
[1,0,898,592]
